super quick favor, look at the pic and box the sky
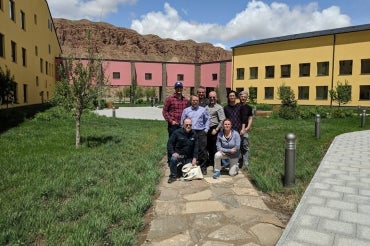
[47,0,370,50]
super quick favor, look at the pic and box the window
[0,0,3,10]
[317,61,329,76]
[177,74,184,81]
[299,63,310,77]
[145,73,152,80]
[361,59,370,74]
[112,72,120,79]
[20,10,25,30]
[281,64,291,78]
[212,73,217,80]
[316,86,328,100]
[359,85,370,100]
[34,14,37,25]
[23,84,27,103]
[236,68,244,80]
[265,66,274,78]
[236,87,244,95]
[264,87,274,99]
[11,41,16,62]
[35,46,38,56]
[9,0,15,21]
[36,76,39,87]
[48,44,51,54]
[45,61,48,75]
[339,60,352,75]
[249,67,258,79]
[0,33,4,57]
[21,47,26,66]
[40,58,43,73]
[298,86,309,100]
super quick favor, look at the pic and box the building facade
[232,24,370,107]
[0,0,62,109]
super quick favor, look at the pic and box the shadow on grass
[83,135,122,148]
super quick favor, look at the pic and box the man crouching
[167,118,198,183]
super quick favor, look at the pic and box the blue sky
[47,0,370,50]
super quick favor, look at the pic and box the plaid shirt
[162,94,189,124]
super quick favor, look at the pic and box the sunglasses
[185,124,192,127]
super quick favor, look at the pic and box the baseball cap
[174,81,183,88]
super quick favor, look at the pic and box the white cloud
[131,1,351,49]
[48,0,136,20]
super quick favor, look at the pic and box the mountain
[53,18,232,63]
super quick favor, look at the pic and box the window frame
[0,33,4,58]
[177,74,184,81]
[11,40,16,62]
[112,72,120,79]
[145,73,152,80]
[265,66,275,78]
[236,68,245,80]
[264,87,274,99]
[359,85,370,100]
[339,60,353,75]
[361,59,370,74]
[299,63,310,77]
[20,10,25,30]
[316,86,328,100]
[249,67,258,79]
[298,86,309,100]
[317,61,329,76]
[21,47,26,66]
[281,64,291,78]
[9,0,15,21]
[212,73,217,81]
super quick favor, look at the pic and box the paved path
[277,130,370,246]
[95,107,370,245]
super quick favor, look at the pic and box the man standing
[238,91,253,167]
[205,91,225,168]
[167,118,198,184]
[197,86,209,107]
[162,81,189,137]
[181,95,210,175]
[223,90,248,167]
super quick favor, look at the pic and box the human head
[190,95,199,107]
[208,91,217,104]
[183,118,192,132]
[239,90,249,104]
[174,81,183,95]
[197,86,206,100]
[227,90,237,105]
[222,118,232,131]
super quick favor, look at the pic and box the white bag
[182,163,204,180]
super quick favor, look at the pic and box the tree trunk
[75,100,82,148]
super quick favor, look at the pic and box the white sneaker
[229,165,239,176]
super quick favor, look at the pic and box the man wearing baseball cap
[162,81,189,137]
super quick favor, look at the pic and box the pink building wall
[200,63,220,87]
[104,60,131,86]
[135,62,163,86]
[166,63,195,87]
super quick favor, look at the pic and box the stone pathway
[141,165,285,245]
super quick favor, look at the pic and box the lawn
[0,107,369,244]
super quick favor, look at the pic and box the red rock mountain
[53,18,232,63]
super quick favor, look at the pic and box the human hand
[172,153,179,158]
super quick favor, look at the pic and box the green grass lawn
[1,107,369,244]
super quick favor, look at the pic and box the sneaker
[168,176,177,184]
[230,165,239,176]
[213,170,221,179]
[202,168,207,175]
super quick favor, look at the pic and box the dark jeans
[195,130,208,171]
[207,125,218,167]
[169,156,191,178]
[167,123,181,163]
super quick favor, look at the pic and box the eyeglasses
[185,124,192,127]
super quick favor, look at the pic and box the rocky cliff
[53,18,232,63]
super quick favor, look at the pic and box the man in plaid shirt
[162,81,189,137]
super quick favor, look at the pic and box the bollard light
[361,109,366,128]
[315,114,320,139]
[252,106,257,118]
[112,107,116,118]
[284,133,296,186]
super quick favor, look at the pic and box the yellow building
[0,0,61,108]
[232,24,370,107]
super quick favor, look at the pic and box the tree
[277,84,298,119]
[248,86,257,104]
[0,66,17,108]
[329,80,352,107]
[52,30,106,148]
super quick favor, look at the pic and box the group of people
[162,82,253,184]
